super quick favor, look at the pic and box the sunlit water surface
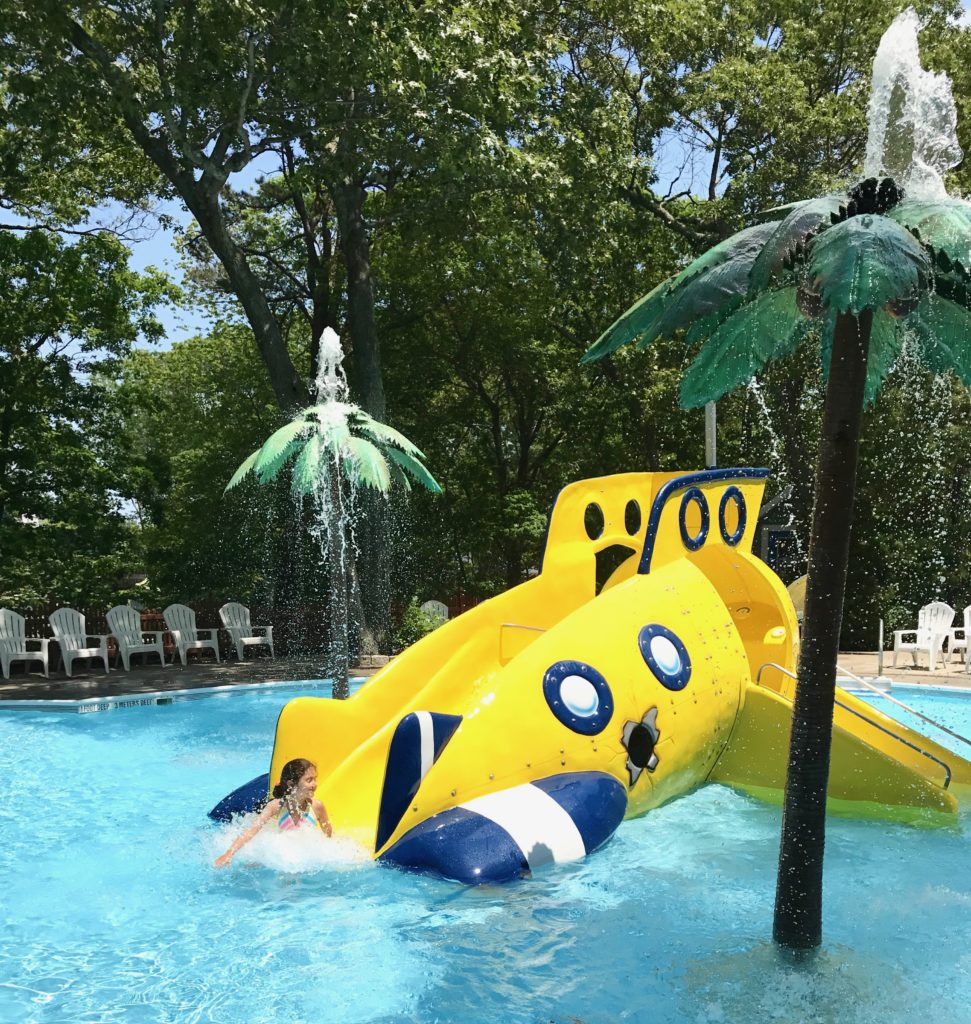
[2,684,970,1024]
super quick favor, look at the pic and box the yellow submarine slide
[210,469,971,883]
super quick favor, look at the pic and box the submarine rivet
[561,760,566,766]
[412,806,418,812]
[451,789,457,797]
[489,773,494,780]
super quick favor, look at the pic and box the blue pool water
[2,685,970,1024]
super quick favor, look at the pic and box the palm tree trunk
[773,308,873,950]
[327,469,350,700]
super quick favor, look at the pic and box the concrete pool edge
[0,677,367,714]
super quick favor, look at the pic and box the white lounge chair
[948,604,971,665]
[219,602,274,661]
[163,604,220,666]
[892,601,955,672]
[106,605,166,672]
[49,607,111,676]
[0,608,50,680]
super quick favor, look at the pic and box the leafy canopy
[585,175,971,407]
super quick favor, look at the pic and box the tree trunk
[773,309,873,950]
[333,180,385,418]
[333,179,391,651]
[189,192,309,412]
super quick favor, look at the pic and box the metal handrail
[500,623,546,633]
[834,662,971,752]
[756,662,952,790]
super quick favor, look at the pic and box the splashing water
[864,7,962,199]
[309,328,363,687]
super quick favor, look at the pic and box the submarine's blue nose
[379,771,628,884]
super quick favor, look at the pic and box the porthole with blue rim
[719,486,747,546]
[638,624,691,691]
[679,487,709,551]
[543,660,614,735]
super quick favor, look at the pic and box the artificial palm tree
[583,170,971,948]
[227,394,441,697]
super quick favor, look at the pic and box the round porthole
[719,486,746,546]
[543,660,614,735]
[679,488,709,551]
[624,499,641,535]
[638,624,692,691]
[584,502,605,540]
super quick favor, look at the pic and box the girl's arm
[313,798,333,838]
[214,799,280,867]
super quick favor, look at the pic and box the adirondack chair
[219,602,274,661]
[49,607,111,677]
[892,601,955,672]
[0,608,50,680]
[163,604,220,666]
[106,605,166,672]
[948,604,971,665]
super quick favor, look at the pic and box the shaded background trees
[3,0,971,651]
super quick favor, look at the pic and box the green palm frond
[253,419,313,483]
[905,294,971,384]
[291,434,325,497]
[808,214,930,314]
[679,289,808,408]
[386,446,444,494]
[888,198,971,275]
[748,196,847,291]
[351,410,426,457]
[344,435,392,491]
[582,222,776,363]
[224,448,260,493]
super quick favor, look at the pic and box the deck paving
[0,655,378,703]
[1,646,966,704]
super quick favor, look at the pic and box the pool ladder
[756,661,971,790]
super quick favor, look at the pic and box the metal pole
[705,401,717,469]
[877,618,884,677]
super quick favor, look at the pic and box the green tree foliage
[0,229,172,605]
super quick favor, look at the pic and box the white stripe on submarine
[460,784,586,867]
[416,710,434,780]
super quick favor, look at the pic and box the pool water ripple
[2,687,970,1023]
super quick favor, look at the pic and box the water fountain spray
[226,327,442,696]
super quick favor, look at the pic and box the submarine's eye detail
[638,624,692,691]
[622,708,661,787]
[624,499,641,535]
[719,486,747,546]
[679,487,709,551]
[584,502,604,540]
[543,660,614,735]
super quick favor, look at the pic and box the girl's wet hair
[272,758,316,801]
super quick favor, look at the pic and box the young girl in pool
[214,758,332,868]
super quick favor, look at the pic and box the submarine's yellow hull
[249,469,971,882]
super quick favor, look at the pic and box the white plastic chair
[0,608,50,680]
[948,604,971,665]
[219,602,274,660]
[892,601,955,672]
[420,599,449,623]
[106,605,166,672]
[49,608,111,677]
[163,604,220,666]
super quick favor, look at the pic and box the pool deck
[0,655,381,703]
[1,649,967,705]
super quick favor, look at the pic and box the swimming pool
[2,685,969,1024]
